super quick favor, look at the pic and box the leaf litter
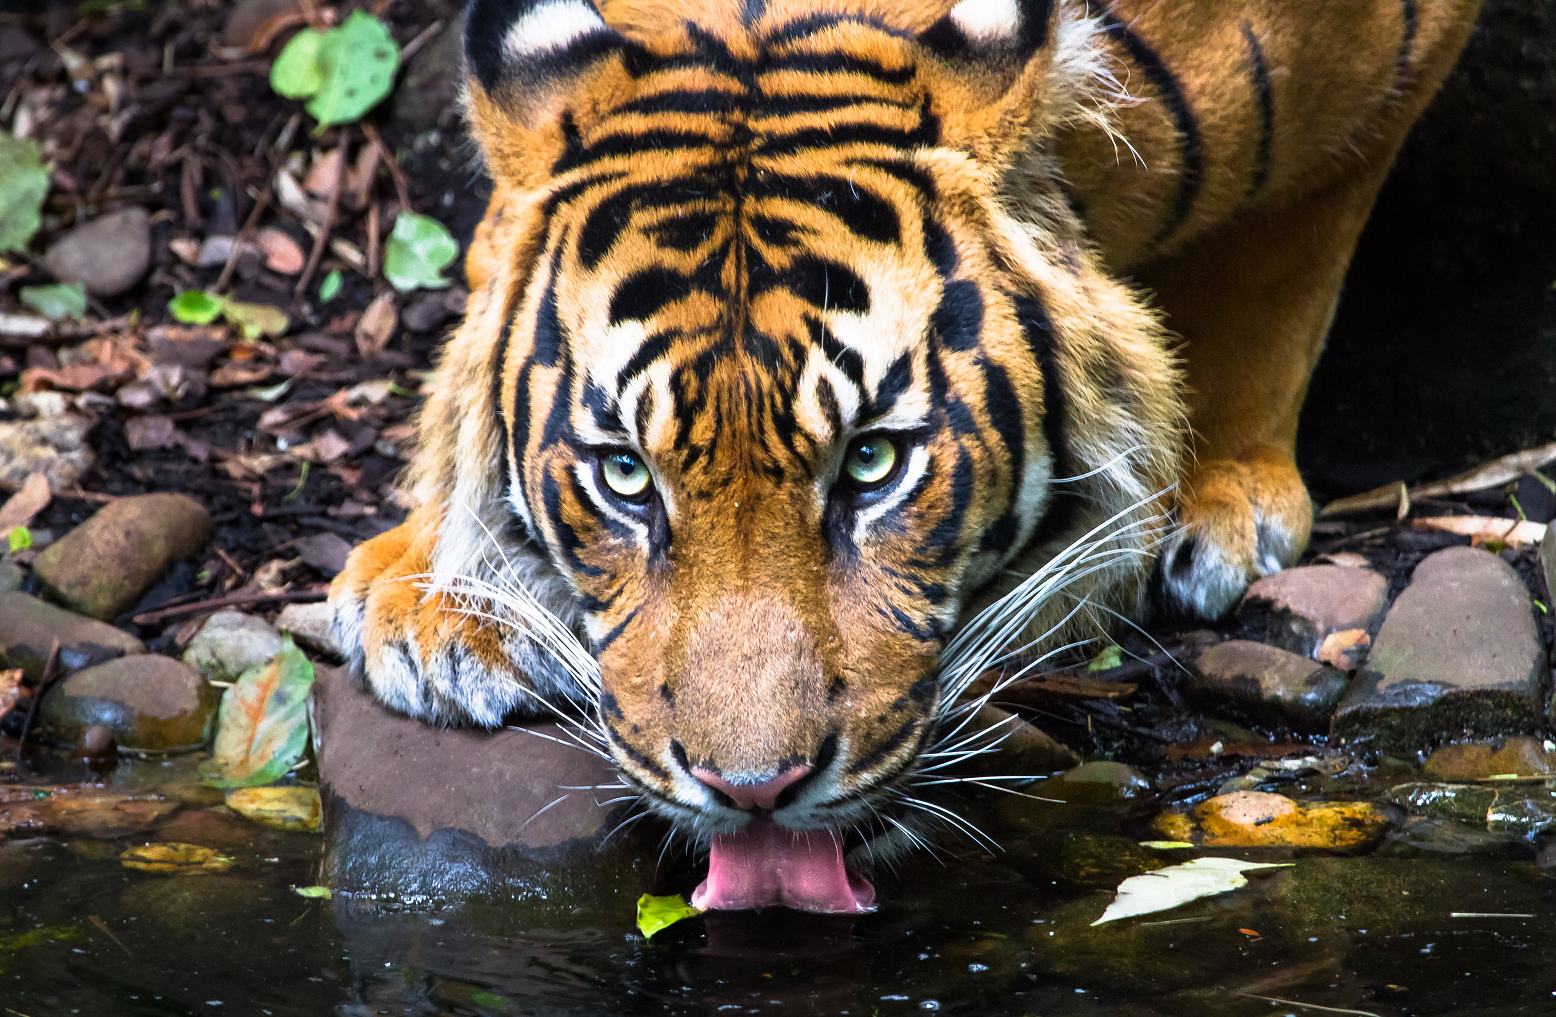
[1091,857,1293,926]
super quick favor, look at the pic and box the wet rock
[1423,736,1556,780]
[275,600,342,659]
[1382,782,1499,823]
[73,723,117,767]
[41,207,151,297]
[182,610,282,683]
[296,532,352,577]
[959,704,1080,776]
[0,414,94,489]
[1028,830,1164,891]
[1153,791,1393,851]
[314,663,657,904]
[1486,792,1556,837]
[390,21,462,135]
[1215,755,1348,796]
[1237,564,1390,657]
[1189,640,1350,731]
[0,591,144,681]
[32,493,213,620]
[154,807,264,851]
[1379,815,1536,858]
[39,654,217,754]
[1057,760,1150,799]
[0,557,21,596]
[1332,547,1547,754]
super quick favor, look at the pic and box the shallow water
[6,753,1556,1016]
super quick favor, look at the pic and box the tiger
[330,0,1480,911]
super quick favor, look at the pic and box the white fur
[948,0,1023,44]
[502,0,608,61]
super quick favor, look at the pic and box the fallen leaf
[124,415,178,451]
[168,237,201,264]
[278,349,323,376]
[221,299,290,340]
[318,268,343,303]
[1315,628,1370,670]
[275,166,328,226]
[637,893,701,939]
[1138,841,1197,850]
[256,227,306,274]
[1087,645,1123,672]
[19,282,87,321]
[0,471,51,540]
[200,638,316,788]
[169,290,224,325]
[0,132,48,254]
[383,212,458,293]
[294,885,332,899]
[0,668,21,714]
[226,786,322,832]
[120,842,235,874]
[312,429,351,463]
[1412,516,1546,548]
[209,362,275,388]
[1091,857,1292,926]
[355,292,396,358]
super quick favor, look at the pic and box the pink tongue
[692,816,875,913]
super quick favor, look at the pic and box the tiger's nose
[691,765,813,811]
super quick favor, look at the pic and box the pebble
[1057,760,1151,798]
[0,557,21,596]
[296,531,352,577]
[39,654,218,754]
[182,611,283,683]
[275,600,342,659]
[41,207,152,297]
[1189,640,1350,731]
[1380,815,1536,858]
[32,492,213,620]
[0,413,94,489]
[1153,791,1393,851]
[959,704,1081,775]
[1333,547,1548,754]
[1236,564,1389,658]
[0,590,144,681]
[1423,736,1556,780]
[73,723,117,766]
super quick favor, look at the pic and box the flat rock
[1189,639,1350,731]
[958,704,1081,777]
[1153,791,1393,851]
[296,531,352,576]
[313,663,657,904]
[0,414,94,489]
[0,557,21,596]
[1057,760,1150,799]
[182,610,282,683]
[1237,564,1389,657]
[33,493,213,620]
[0,591,144,681]
[42,207,151,297]
[275,600,342,658]
[1333,547,1548,754]
[1424,736,1556,780]
[40,654,217,754]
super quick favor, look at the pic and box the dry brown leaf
[355,293,396,358]
[220,453,290,480]
[342,143,379,210]
[208,362,275,388]
[305,146,346,196]
[1413,516,1547,547]
[0,669,22,714]
[168,237,201,264]
[1315,628,1370,670]
[312,429,351,463]
[278,349,323,376]
[258,400,328,434]
[256,227,306,275]
[275,167,328,226]
[246,9,309,52]
[0,472,51,539]
[1320,440,1556,517]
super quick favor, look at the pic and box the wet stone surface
[181,609,283,683]
[1189,639,1351,731]
[1236,563,1390,657]
[0,590,144,681]
[39,654,218,754]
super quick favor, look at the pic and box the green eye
[601,451,652,499]
[843,436,899,488]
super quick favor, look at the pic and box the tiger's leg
[1140,160,1396,618]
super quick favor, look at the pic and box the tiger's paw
[328,505,547,728]
[1155,449,1313,620]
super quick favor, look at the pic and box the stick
[398,20,445,64]
[215,179,273,294]
[1319,439,1556,517]
[13,639,61,762]
[360,123,410,211]
[131,588,327,626]
[295,128,348,299]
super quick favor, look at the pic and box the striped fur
[330,0,1478,857]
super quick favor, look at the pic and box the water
[5,752,1556,1016]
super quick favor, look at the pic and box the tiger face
[401,0,1180,909]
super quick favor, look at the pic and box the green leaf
[201,638,316,788]
[220,298,290,339]
[8,525,32,554]
[1091,857,1292,926]
[319,268,342,303]
[19,282,87,321]
[1087,645,1123,672]
[636,893,700,939]
[270,27,325,99]
[306,11,400,129]
[0,132,48,254]
[383,212,458,293]
[294,885,332,899]
[168,290,224,325]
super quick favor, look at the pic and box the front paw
[1155,452,1312,619]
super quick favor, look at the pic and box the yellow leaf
[226,786,322,832]
[120,842,235,874]
[636,893,700,939]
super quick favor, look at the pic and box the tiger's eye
[602,451,651,499]
[844,437,898,487]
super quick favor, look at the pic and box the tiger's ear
[915,0,1058,167]
[464,0,631,186]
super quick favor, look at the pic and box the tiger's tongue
[692,816,876,913]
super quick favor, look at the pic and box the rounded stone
[182,611,283,683]
[41,206,152,297]
[40,654,218,754]
[0,591,144,681]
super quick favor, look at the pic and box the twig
[398,20,445,64]
[295,128,349,298]
[365,203,380,280]
[360,123,410,211]
[1237,994,1380,1017]
[13,639,61,762]
[88,915,132,958]
[131,588,327,626]
[215,180,274,294]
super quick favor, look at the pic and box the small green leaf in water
[306,11,400,129]
[294,885,332,899]
[1087,645,1123,672]
[8,525,32,553]
[20,282,87,321]
[0,132,48,254]
[201,637,316,788]
[168,290,224,325]
[319,268,343,303]
[636,893,700,939]
[383,212,459,293]
[270,26,325,99]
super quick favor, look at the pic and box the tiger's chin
[692,815,877,914]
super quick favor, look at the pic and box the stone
[0,557,21,596]
[1379,816,1535,858]
[41,207,151,298]
[0,414,94,489]
[1382,782,1500,823]
[296,531,352,577]
[0,591,144,681]
[32,493,213,621]
[1236,564,1390,657]
[1057,760,1150,798]
[1333,547,1548,754]
[39,654,217,754]
[182,610,283,683]
[314,663,659,904]
[1486,792,1556,838]
[275,600,342,659]
[1153,791,1394,851]
[154,808,265,852]
[958,704,1080,776]
[1189,640,1350,731]
[1423,736,1556,780]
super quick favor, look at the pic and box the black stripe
[492,315,513,474]
[1099,10,1203,251]
[1241,21,1274,200]
[760,51,916,85]
[1395,0,1418,84]
[1013,293,1079,548]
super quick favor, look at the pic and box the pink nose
[691,765,813,811]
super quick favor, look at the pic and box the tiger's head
[432,0,1182,909]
